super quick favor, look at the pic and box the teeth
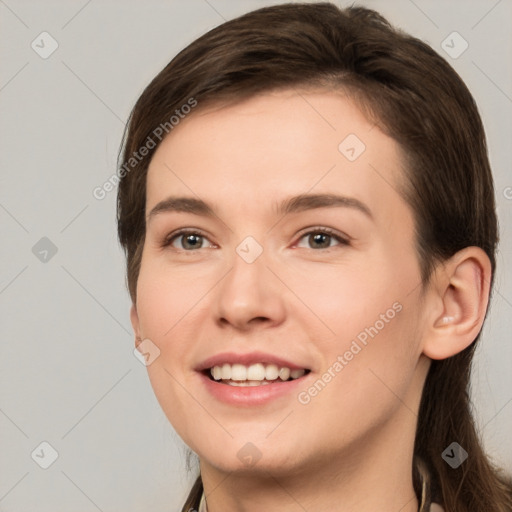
[221,363,231,380]
[290,369,306,379]
[227,380,272,387]
[212,366,222,380]
[247,363,265,380]
[265,364,279,380]
[279,367,290,380]
[209,363,307,383]
[231,364,247,381]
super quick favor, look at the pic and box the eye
[163,229,214,251]
[295,227,349,250]
[162,227,349,252]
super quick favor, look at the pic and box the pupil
[184,234,201,249]
[311,233,330,248]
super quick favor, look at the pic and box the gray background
[0,0,511,510]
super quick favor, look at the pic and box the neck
[199,405,420,512]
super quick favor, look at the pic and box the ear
[130,304,142,347]
[422,247,492,360]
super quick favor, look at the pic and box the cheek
[135,258,211,343]
[290,256,419,403]
[280,253,401,341]
[135,265,207,443]
[134,263,204,426]
[295,305,418,443]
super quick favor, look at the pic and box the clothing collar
[198,491,207,512]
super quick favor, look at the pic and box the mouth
[203,363,311,387]
[196,351,312,405]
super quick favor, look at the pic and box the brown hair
[117,3,512,511]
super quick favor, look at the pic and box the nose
[214,246,286,331]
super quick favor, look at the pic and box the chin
[195,438,306,476]
[202,453,299,477]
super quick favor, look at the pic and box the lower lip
[198,372,309,406]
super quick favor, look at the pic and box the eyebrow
[147,193,373,222]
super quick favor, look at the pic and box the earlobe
[130,304,141,347]
[422,247,492,360]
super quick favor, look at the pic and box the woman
[117,3,512,511]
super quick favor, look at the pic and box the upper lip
[195,351,310,372]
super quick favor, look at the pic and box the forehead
[145,89,407,222]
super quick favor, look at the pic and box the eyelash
[161,227,350,252]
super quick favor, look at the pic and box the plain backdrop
[1,0,511,510]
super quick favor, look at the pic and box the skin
[130,90,491,512]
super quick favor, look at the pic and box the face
[131,89,430,477]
